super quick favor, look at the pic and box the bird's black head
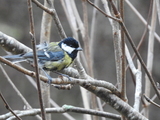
[58,37,82,60]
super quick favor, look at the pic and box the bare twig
[27,0,46,119]
[0,105,121,120]
[0,92,22,120]
[31,0,66,39]
[141,94,157,114]
[62,105,121,120]
[143,94,160,108]
[87,0,120,22]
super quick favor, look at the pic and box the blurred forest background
[0,0,160,120]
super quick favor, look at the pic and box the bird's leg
[54,71,72,81]
[40,67,53,84]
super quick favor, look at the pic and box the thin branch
[101,0,113,24]
[87,0,120,22]
[62,105,121,120]
[0,106,121,120]
[141,94,157,114]
[27,0,46,120]
[31,0,66,39]
[143,94,160,108]
[0,92,22,120]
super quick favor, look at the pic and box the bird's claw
[48,79,52,84]
[59,74,71,81]
[47,76,53,84]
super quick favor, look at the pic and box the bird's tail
[3,54,27,63]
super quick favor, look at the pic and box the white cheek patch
[61,43,75,54]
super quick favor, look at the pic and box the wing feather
[23,51,64,61]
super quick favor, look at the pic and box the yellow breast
[44,52,72,71]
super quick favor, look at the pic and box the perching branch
[0,56,120,96]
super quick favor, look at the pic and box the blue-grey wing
[23,51,64,61]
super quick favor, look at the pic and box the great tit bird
[3,37,82,83]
